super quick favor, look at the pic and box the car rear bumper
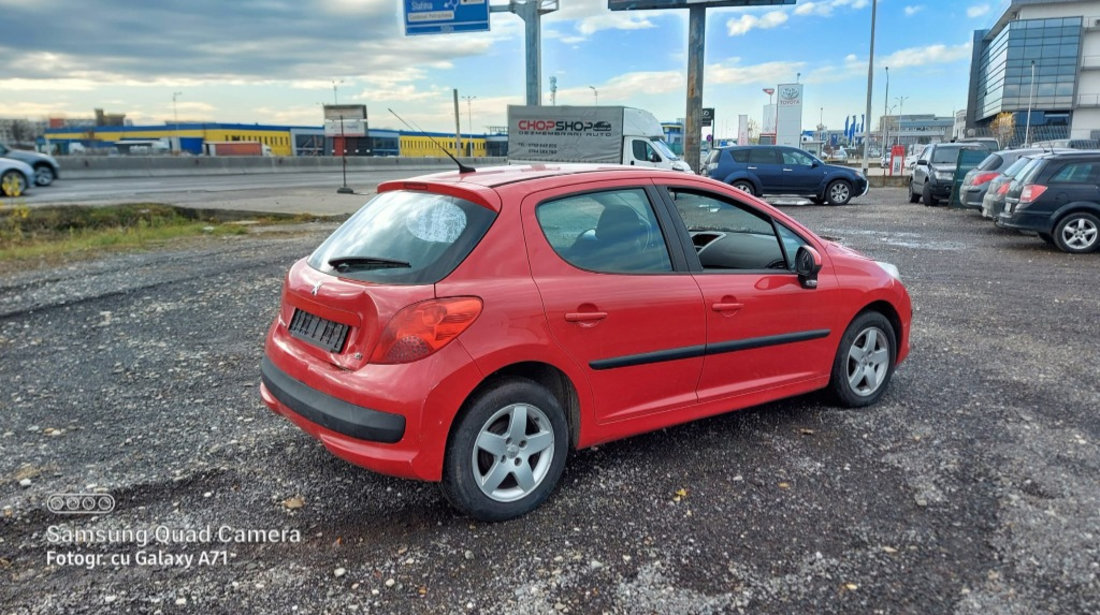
[261,356,405,444]
[995,210,1049,233]
[961,187,985,209]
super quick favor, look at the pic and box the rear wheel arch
[450,362,580,452]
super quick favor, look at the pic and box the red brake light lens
[996,183,1011,195]
[1020,184,1048,204]
[370,297,483,364]
[972,172,999,186]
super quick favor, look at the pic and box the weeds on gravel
[0,203,249,266]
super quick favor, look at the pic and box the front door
[523,181,705,425]
[659,186,839,402]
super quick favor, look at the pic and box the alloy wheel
[1060,217,1098,251]
[471,403,556,503]
[847,327,890,397]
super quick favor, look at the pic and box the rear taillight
[996,183,1011,196]
[370,297,483,364]
[972,172,999,186]
[1020,184,1048,204]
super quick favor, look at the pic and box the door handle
[783,168,794,172]
[747,166,757,170]
[711,302,744,311]
[565,311,608,322]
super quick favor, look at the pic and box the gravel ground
[1,188,1097,614]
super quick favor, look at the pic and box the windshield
[308,190,495,284]
[649,138,679,161]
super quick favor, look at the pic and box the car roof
[377,164,684,211]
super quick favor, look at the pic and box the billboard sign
[323,105,367,137]
[404,0,490,36]
[609,1,794,9]
[775,83,802,147]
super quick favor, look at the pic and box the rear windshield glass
[1000,156,1032,178]
[930,146,964,165]
[976,154,1003,171]
[1016,158,1045,183]
[307,190,495,284]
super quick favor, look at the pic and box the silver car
[0,156,35,197]
[961,148,1068,211]
[0,142,60,186]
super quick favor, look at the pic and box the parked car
[997,151,1100,253]
[703,145,868,205]
[0,157,34,197]
[907,143,985,206]
[960,148,1068,211]
[955,137,1000,153]
[260,164,912,520]
[0,142,60,186]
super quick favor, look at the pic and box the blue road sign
[404,0,490,36]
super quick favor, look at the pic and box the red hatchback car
[261,164,911,521]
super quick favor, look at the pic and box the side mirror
[811,160,820,168]
[649,153,661,163]
[795,246,823,289]
[916,159,928,166]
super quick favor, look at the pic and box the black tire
[33,164,55,187]
[825,179,852,205]
[810,197,826,205]
[922,184,938,207]
[1037,232,1055,246]
[829,312,897,408]
[731,180,756,196]
[0,170,28,197]
[441,377,569,521]
[1052,212,1100,254]
[908,181,920,203]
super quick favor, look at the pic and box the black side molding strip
[261,356,405,444]
[589,329,831,371]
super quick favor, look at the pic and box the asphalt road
[1,187,1098,614]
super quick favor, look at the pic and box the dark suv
[703,145,868,205]
[997,151,1100,253]
[908,143,985,206]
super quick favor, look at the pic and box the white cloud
[880,43,973,69]
[727,11,788,37]
[708,59,806,85]
[904,5,924,17]
[576,14,656,36]
[967,4,990,18]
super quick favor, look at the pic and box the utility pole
[172,91,182,154]
[331,79,343,105]
[589,86,598,105]
[895,96,909,145]
[489,1,558,106]
[1025,59,1036,145]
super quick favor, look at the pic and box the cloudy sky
[0,0,1006,136]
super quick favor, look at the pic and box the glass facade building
[970,15,1083,137]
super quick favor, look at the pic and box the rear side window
[1048,161,1100,183]
[308,190,495,284]
[748,149,776,164]
[705,149,721,165]
[537,189,672,273]
[730,149,750,163]
[976,154,1003,171]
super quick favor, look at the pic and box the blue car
[703,145,868,205]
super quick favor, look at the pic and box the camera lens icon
[47,493,115,515]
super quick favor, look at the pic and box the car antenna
[388,108,476,174]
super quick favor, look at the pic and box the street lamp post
[861,0,877,176]
[589,86,598,105]
[461,95,476,156]
[337,115,353,194]
[1025,59,1036,146]
[883,66,889,156]
[895,96,909,146]
[331,79,344,105]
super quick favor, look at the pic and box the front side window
[632,140,656,162]
[669,189,789,271]
[537,189,672,273]
[308,190,495,284]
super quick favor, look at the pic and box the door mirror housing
[916,159,928,166]
[795,246,823,289]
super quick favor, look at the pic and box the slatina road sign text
[404,0,490,36]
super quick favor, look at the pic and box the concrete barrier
[58,156,509,180]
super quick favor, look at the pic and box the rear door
[779,147,825,192]
[747,148,783,192]
[523,179,706,425]
[1042,158,1100,208]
